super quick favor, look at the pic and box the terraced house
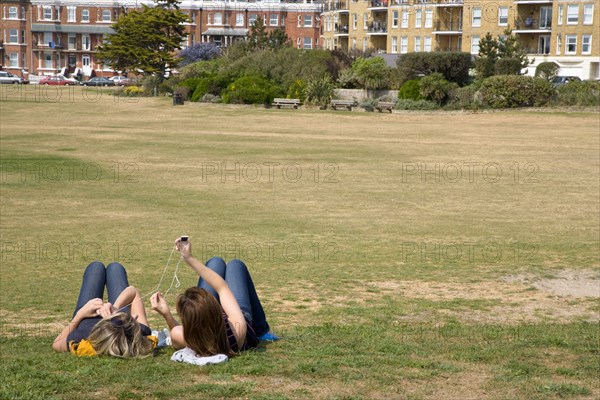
[321,0,600,79]
[0,0,322,78]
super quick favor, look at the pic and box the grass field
[0,86,598,400]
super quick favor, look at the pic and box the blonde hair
[88,312,154,358]
[176,287,235,357]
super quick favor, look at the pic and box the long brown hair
[176,287,235,357]
[88,312,154,358]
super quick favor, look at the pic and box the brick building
[0,0,323,78]
[322,0,600,80]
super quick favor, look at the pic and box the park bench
[272,98,301,109]
[375,101,395,113]
[329,99,356,111]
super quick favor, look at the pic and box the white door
[82,54,91,76]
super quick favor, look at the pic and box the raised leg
[72,261,105,319]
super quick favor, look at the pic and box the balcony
[334,24,349,35]
[514,0,552,4]
[432,20,462,35]
[368,0,389,11]
[366,21,388,34]
[513,17,552,33]
[430,0,464,7]
[323,1,349,12]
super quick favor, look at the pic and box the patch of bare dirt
[504,269,599,298]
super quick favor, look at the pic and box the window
[303,37,312,49]
[582,34,592,54]
[556,34,561,54]
[558,5,563,25]
[44,52,53,69]
[82,9,89,22]
[43,32,53,46]
[498,7,508,26]
[353,13,357,30]
[43,6,52,20]
[567,5,578,24]
[304,15,312,27]
[565,34,576,54]
[67,6,76,22]
[214,12,222,25]
[415,9,422,28]
[236,13,244,26]
[583,4,594,25]
[270,14,278,26]
[68,34,76,50]
[425,10,433,28]
[424,36,432,52]
[82,34,91,51]
[401,10,408,28]
[414,36,421,52]
[249,14,257,25]
[9,29,18,43]
[472,7,481,27]
[8,6,17,19]
[400,36,408,53]
[363,37,367,51]
[392,11,398,28]
[21,30,25,43]
[391,36,398,53]
[352,38,356,50]
[102,10,111,22]
[9,53,18,67]
[363,13,368,29]
[471,35,480,54]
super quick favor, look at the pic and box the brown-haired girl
[151,237,278,356]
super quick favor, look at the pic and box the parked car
[109,76,130,86]
[39,74,79,86]
[552,76,581,86]
[0,71,28,84]
[82,77,116,87]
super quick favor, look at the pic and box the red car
[39,75,79,86]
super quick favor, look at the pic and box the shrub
[142,75,161,96]
[199,93,221,103]
[178,77,205,93]
[495,58,523,75]
[419,73,458,105]
[287,79,305,101]
[396,52,472,86]
[222,75,281,104]
[398,79,423,100]
[360,97,378,112]
[479,75,554,108]
[555,80,600,107]
[304,76,335,107]
[446,85,482,110]
[121,86,143,96]
[395,99,440,110]
[178,43,221,67]
[337,68,359,88]
[535,62,560,81]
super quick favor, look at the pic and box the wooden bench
[272,98,301,109]
[330,99,356,111]
[375,101,395,113]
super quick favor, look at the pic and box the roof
[202,27,249,36]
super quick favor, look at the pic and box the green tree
[475,30,530,78]
[96,0,188,79]
[268,28,291,49]
[248,16,269,50]
[351,57,392,95]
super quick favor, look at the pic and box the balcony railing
[335,24,349,34]
[514,17,551,30]
[434,20,462,31]
[324,1,349,12]
[369,0,389,8]
[367,22,388,33]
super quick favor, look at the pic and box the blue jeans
[72,261,130,318]
[198,257,270,337]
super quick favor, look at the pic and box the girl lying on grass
[150,237,278,357]
[52,261,156,357]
